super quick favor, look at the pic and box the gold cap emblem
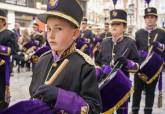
[147,8,151,12]
[112,11,118,17]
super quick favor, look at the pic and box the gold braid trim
[146,63,164,84]
[138,63,164,84]
[61,44,76,59]
[103,87,134,114]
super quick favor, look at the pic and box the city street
[0,0,165,114]
[9,68,165,114]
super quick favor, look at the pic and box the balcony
[0,0,48,10]
[0,0,88,15]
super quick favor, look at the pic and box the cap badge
[147,8,151,12]
[48,0,59,9]
[112,11,118,17]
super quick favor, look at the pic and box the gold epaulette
[39,50,52,60]
[76,49,94,66]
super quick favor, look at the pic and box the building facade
[0,0,88,30]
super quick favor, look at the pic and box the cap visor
[37,11,79,27]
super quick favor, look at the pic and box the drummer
[29,0,102,114]
[0,9,18,110]
[95,9,139,114]
[132,7,165,114]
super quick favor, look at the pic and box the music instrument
[99,69,133,114]
[1,59,69,114]
[31,46,51,63]
[138,52,164,84]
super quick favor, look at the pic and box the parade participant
[95,9,139,114]
[132,5,165,114]
[30,23,44,48]
[12,23,21,42]
[99,22,111,40]
[93,22,111,61]
[76,17,95,56]
[0,9,18,110]
[17,29,31,72]
[12,23,21,72]
[80,17,95,43]
[29,0,102,114]
[0,46,11,111]
[31,45,51,64]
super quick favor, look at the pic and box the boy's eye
[47,27,51,32]
[47,27,62,32]
[54,27,62,31]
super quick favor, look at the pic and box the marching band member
[80,17,95,44]
[99,22,111,40]
[0,9,18,110]
[76,17,95,56]
[29,0,102,114]
[132,6,165,114]
[95,9,139,114]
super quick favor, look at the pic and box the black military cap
[144,7,157,18]
[37,0,83,28]
[110,9,127,24]
[0,9,7,20]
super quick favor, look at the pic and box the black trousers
[132,75,158,114]
[0,64,9,111]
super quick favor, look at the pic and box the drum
[138,52,164,84]
[0,99,53,114]
[31,46,51,63]
[99,69,133,114]
[23,41,36,53]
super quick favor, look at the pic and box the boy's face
[144,15,157,28]
[81,22,87,30]
[110,22,126,38]
[47,17,79,53]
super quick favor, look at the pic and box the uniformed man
[80,17,95,43]
[29,0,102,114]
[30,23,44,48]
[0,9,18,110]
[132,7,165,114]
[95,9,139,114]
[75,17,95,56]
[93,22,111,59]
[99,22,111,40]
